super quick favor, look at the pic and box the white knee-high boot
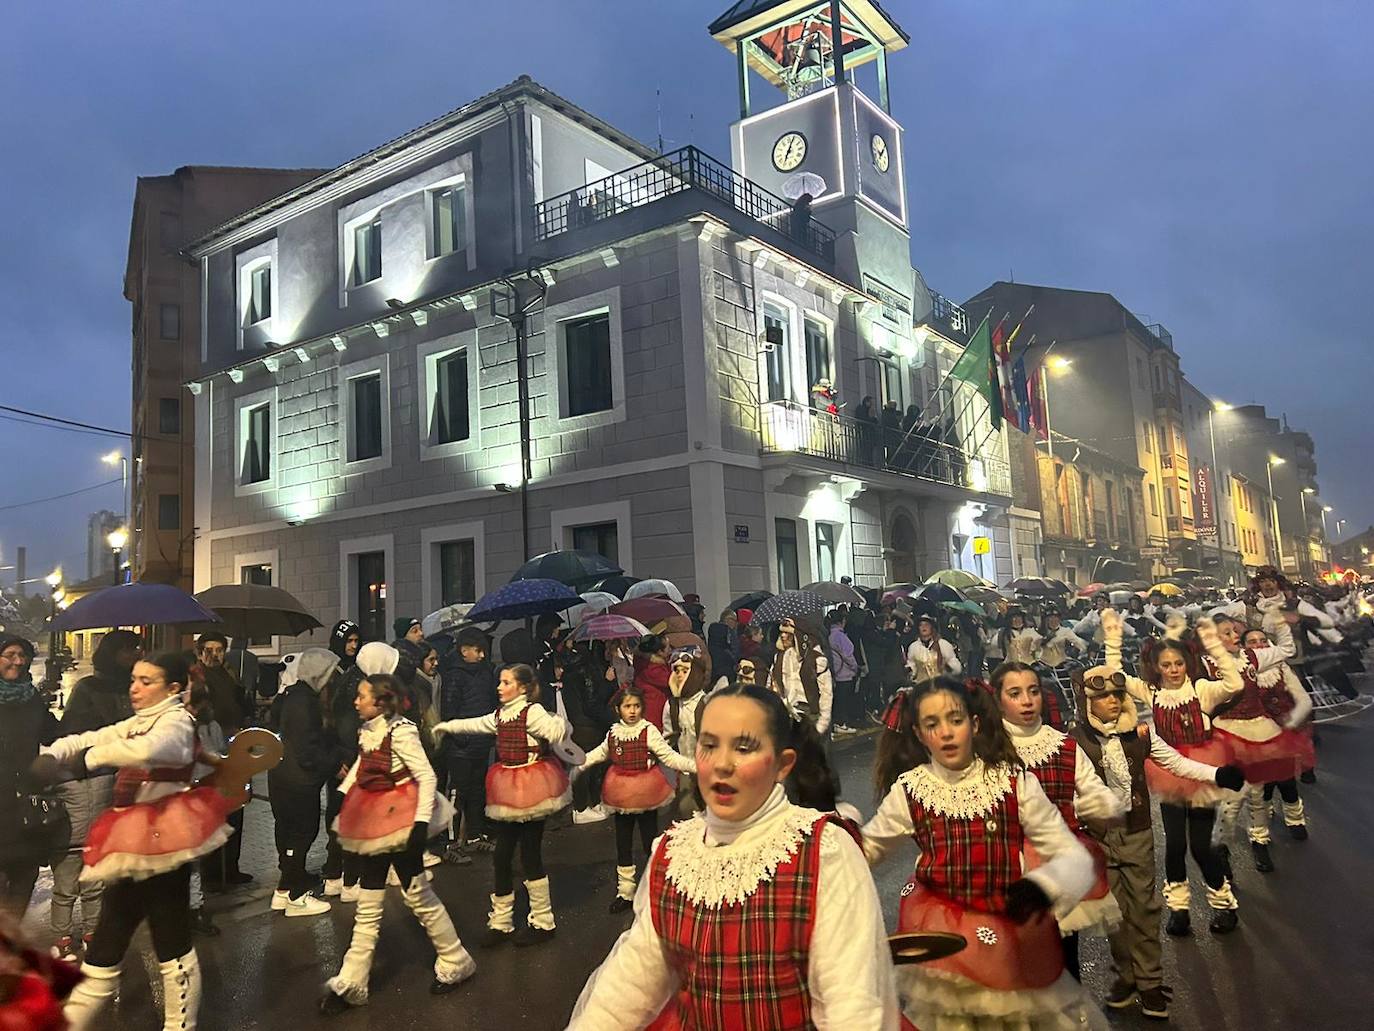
[327,888,387,1005]
[525,877,555,931]
[401,877,475,987]
[1282,797,1306,827]
[158,951,201,1031]
[1246,789,1272,844]
[63,963,121,1031]
[615,865,637,901]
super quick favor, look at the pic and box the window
[350,373,383,462]
[1143,423,1152,454]
[815,522,837,582]
[158,397,180,435]
[572,522,619,566]
[430,183,468,258]
[775,518,800,590]
[352,216,382,285]
[157,494,180,531]
[881,361,902,409]
[1124,488,1136,543]
[1149,482,1159,516]
[239,562,272,646]
[243,403,271,484]
[433,350,470,444]
[1164,485,1176,517]
[804,317,831,403]
[159,303,180,340]
[249,265,272,323]
[763,302,791,402]
[564,312,613,417]
[438,540,476,606]
[355,551,388,642]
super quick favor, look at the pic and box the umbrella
[1046,579,1073,595]
[467,579,579,622]
[571,613,651,643]
[802,580,866,605]
[609,597,685,629]
[1076,582,1107,598]
[1171,568,1204,581]
[781,171,827,201]
[751,590,830,625]
[1191,576,1223,589]
[925,569,996,590]
[511,550,622,590]
[908,583,967,606]
[666,631,707,652]
[592,574,641,599]
[962,585,1005,606]
[1101,581,1136,594]
[1006,577,1065,598]
[53,582,220,632]
[562,591,621,627]
[941,600,988,618]
[729,590,773,612]
[421,604,474,638]
[624,578,685,603]
[189,584,322,638]
[1150,582,1184,597]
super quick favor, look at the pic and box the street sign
[1195,466,1216,533]
[733,524,750,543]
[972,536,991,555]
[1139,547,1166,558]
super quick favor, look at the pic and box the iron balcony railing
[922,290,972,342]
[758,399,1012,496]
[532,146,836,263]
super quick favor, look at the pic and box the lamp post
[102,451,128,523]
[1206,402,1231,578]
[1299,488,1317,577]
[1266,456,1285,571]
[44,569,63,694]
[107,527,129,586]
[1042,356,1072,461]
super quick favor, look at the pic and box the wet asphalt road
[28,688,1374,1030]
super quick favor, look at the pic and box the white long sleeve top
[861,760,1094,921]
[1106,621,1242,724]
[583,720,696,775]
[906,638,961,679]
[1003,627,1042,664]
[1213,620,1298,741]
[1037,626,1090,667]
[434,698,571,765]
[43,695,195,805]
[776,646,834,735]
[566,785,898,1030]
[339,714,437,822]
[1080,712,1221,811]
[1002,720,1125,825]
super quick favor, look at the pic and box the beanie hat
[393,616,421,640]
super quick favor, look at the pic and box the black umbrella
[908,582,966,605]
[802,581,866,605]
[751,590,829,624]
[592,574,641,599]
[729,590,774,613]
[1006,577,1065,598]
[186,584,323,638]
[511,550,623,591]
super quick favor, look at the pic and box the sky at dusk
[2,0,1371,584]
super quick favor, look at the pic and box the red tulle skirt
[335,781,417,854]
[601,766,674,814]
[1145,736,1233,805]
[486,759,570,822]
[83,787,233,883]
[1025,832,1110,900]
[897,882,1063,991]
[1213,726,1313,785]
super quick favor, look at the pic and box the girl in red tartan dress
[864,676,1105,1031]
[320,674,475,1015]
[1101,608,1244,935]
[39,653,233,1031]
[567,682,898,1030]
[991,662,1125,980]
[577,685,696,912]
[434,663,572,946]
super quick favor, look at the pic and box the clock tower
[709,0,912,297]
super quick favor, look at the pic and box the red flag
[992,317,1020,430]
[1028,367,1047,439]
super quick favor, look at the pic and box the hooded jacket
[328,619,360,669]
[270,648,345,791]
[60,630,138,735]
[438,646,499,762]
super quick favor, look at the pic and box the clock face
[871,133,890,173]
[772,131,808,172]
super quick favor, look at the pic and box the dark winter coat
[438,654,498,762]
[269,683,341,791]
[0,690,59,865]
[60,634,135,735]
[202,664,245,733]
[706,622,739,684]
[326,664,366,769]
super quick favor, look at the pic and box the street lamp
[107,527,129,586]
[44,569,63,694]
[1266,456,1285,570]
[102,451,128,523]
[1043,357,1072,461]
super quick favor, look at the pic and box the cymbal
[887,931,967,965]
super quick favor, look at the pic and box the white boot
[1246,791,1272,844]
[158,951,201,1031]
[484,892,515,946]
[1162,880,1190,912]
[1281,797,1307,827]
[326,888,386,1006]
[63,962,120,1031]
[401,877,476,991]
[610,865,636,912]
[515,877,556,945]
[1205,879,1238,911]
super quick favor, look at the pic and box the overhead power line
[0,403,189,449]
[0,477,122,514]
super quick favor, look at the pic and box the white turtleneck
[567,784,898,1030]
[44,694,196,805]
[1002,719,1124,825]
[581,720,695,775]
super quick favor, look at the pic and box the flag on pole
[949,313,1002,429]
[1027,366,1047,439]
[1012,354,1032,429]
[992,317,1020,430]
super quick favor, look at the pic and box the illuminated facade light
[371,322,390,338]
[227,369,244,383]
[293,347,311,363]
[331,335,348,351]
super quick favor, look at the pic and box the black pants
[1062,931,1081,981]
[322,782,352,883]
[446,754,489,842]
[570,726,605,810]
[1262,778,1300,804]
[270,781,322,898]
[0,861,39,921]
[85,865,192,966]
[203,808,244,882]
[614,811,658,867]
[491,819,545,896]
[1159,803,1224,890]
[833,680,857,726]
[350,848,423,891]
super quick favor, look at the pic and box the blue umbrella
[52,582,221,631]
[467,578,580,622]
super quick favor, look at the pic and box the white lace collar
[609,720,648,741]
[1151,682,1200,710]
[898,759,1013,819]
[662,786,822,908]
[1255,664,1281,688]
[496,698,529,723]
[1003,720,1066,768]
[358,713,391,750]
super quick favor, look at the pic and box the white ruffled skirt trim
[901,968,1110,1031]
[1057,893,1122,937]
[486,786,571,823]
[81,824,232,884]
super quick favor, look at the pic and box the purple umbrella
[570,614,651,643]
[52,582,221,632]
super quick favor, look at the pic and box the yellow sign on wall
[972,536,991,555]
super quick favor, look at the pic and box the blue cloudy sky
[2,0,1371,583]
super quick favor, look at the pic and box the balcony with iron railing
[920,290,972,345]
[531,146,837,269]
[758,400,1012,496]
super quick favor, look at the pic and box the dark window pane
[158,397,180,435]
[355,551,387,642]
[249,266,272,322]
[815,522,836,582]
[432,185,467,257]
[564,313,613,416]
[804,318,830,403]
[157,494,180,531]
[159,303,180,340]
[434,351,470,444]
[439,540,476,605]
[571,523,618,567]
[240,563,272,646]
[764,305,789,402]
[353,218,382,284]
[775,518,799,590]
[351,374,383,461]
[245,405,271,483]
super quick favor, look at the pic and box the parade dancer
[768,618,834,736]
[992,662,1125,980]
[578,685,695,913]
[1000,610,1042,665]
[1066,666,1242,1020]
[38,653,234,1031]
[864,676,1104,1031]
[906,614,961,681]
[434,663,572,946]
[567,683,898,1029]
[1101,608,1244,935]
[1037,610,1089,669]
[1246,625,1317,817]
[320,673,474,1014]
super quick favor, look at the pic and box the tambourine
[550,736,587,767]
[197,728,283,809]
[886,931,967,966]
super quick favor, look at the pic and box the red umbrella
[570,613,651,643]
[1077,582,1106,598]
[609,597,684,631]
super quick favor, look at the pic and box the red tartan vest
[1152,695,1208,747]
[1259,675,1295,721]
[496,707,543,767]
[112,763,195,808]
[609,726,650,771]
[1214,649,1269,722]
[648,813,843,1031]
[356,727,408,791]
[1041,688,1064,731]
[906,776,1022,911]
[1026,738,1079,829]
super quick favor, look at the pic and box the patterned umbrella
[510,550,623,590]
[467,578,580,621]
[624,578,685,603]
[925,569,996,590]
[52,582,220,632]
[751,590,829,625]
[571,613,651,643]
[802,581,866,605]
